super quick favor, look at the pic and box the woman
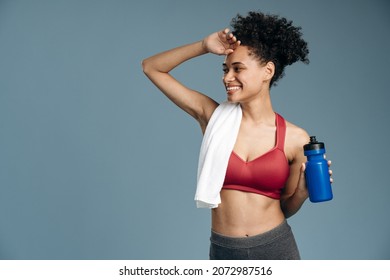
[142,11,332,260]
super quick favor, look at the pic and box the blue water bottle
[303,136,333,202]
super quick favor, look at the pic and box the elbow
[280,196,307,219]
[141,58,161,79]
[280,202,292,219]
[141,58,150,76]
[280,197,298,219]
[281,206,296,219]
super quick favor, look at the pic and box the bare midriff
[212,189,285,237]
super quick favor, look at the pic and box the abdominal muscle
[212,189,285,237]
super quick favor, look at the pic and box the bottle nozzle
[304,136,325,151]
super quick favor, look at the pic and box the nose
[223,69,235,84]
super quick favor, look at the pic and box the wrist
[200,39,209,54]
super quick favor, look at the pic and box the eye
[234,66,242,72]
[222,67,228,74]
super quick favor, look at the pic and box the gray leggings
[209,220,300,260]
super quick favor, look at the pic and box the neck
[240,92,275,124]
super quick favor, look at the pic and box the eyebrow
[222,62,245,67]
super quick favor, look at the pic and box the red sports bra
[222,113,290,200]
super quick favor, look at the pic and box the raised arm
[141,29,240,132]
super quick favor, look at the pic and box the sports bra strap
[276,113,286,150]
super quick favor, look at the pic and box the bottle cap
[304,136,325,151]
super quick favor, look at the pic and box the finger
[327,160,332,166]
[219,28,230,40]
[298,162,306,181]
[231,40,241,49]
[301,162,306,172]
[227,34,236,43]
[225,28,234,37]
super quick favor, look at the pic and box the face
[222,45,271,103]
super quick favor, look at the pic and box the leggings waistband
[211,220,291,249]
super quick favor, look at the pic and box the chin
[226,96,240,104]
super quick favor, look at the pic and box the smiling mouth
[226,86,242,94]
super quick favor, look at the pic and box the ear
[264,61,275,81]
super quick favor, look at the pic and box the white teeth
[227,86,241,91]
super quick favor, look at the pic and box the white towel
[194,101,242,208]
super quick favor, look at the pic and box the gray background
[0,0,389,259]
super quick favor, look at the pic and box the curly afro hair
[231,11,309,87]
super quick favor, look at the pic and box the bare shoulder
[285,120,310,144]
[284,119,310,161]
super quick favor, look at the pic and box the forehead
[224,45,258,65]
